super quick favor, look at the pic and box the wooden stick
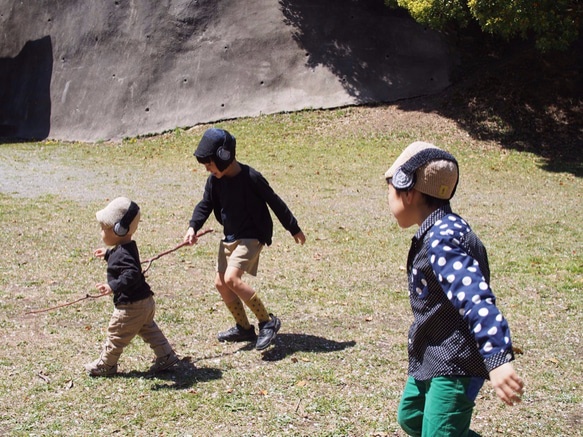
[141,228,213,273]
[24,228,213,315]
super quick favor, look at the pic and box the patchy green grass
[0,105,582,436]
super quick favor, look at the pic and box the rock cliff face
[0,0,456,142]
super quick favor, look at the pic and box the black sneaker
[256,314,281,351]
[217,324,257,342]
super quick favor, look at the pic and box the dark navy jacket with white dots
[406,205,515,380]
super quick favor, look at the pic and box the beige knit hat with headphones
[385,142,459,200]
[96,197,140,236]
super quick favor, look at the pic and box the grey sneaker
[149,352,179,373]
[85,358,117,377]
[256,314,281,351]
[217,324,257,342]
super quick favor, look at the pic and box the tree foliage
[385,0,581,52]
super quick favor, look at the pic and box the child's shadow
[261,333,356,362]
[116,358,222,391]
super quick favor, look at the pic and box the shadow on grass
[105,334,356,385]
[114,358,222,391]
[393,35,583,176]
[261,333,356,362]
[185,334,356,364]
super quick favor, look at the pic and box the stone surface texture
[0,0,456,142]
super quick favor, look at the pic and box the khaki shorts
[217,239,264,276]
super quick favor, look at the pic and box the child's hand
[95,283,113,295]
[93,248,107,258]
[293,231,306,245]
[489,362,524,406]
[183,227,198,245]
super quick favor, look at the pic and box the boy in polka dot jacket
[385,142,524,436]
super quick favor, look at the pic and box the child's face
[387,183,416,229]
[202,160,226,178]
[100,225,119,246]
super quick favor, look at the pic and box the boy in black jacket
[184,128,305,350]
[85,197,179,376]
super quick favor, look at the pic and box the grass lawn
[0,104,581,436]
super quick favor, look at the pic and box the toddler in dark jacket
[85,197,178,376]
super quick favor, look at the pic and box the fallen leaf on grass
[296,380,308,387]
[258,389,268,395]
[548,357,559,364]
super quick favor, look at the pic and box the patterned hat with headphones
[385,142,459,200]
[96,197,140,237]
[194,128,236,172]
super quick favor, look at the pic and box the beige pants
[100,296,173,366]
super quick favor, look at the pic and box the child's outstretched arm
[293,231,306,245]
[489,362,524,406]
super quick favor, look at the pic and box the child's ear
[404,189,421,206]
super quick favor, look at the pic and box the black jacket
[105,241,152,306]
[189,163,301,245]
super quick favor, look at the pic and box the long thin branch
[24,228,213,315]
[141,228,213,273]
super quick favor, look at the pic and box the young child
[85,197,179,376]
[385,142,524,436]
[183,128,305,351]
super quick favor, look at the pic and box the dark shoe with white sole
[217,324,257,342]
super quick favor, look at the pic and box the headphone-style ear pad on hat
[216,141,231,161]
[391,167,416,191]
[213,130,236,171]
[392,148,458,193]
[113,201,140,237]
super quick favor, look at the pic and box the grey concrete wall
[0,0,457,142]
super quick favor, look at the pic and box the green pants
[397,376,484,437]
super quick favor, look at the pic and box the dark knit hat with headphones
[385,142,459,200]
[194,128,236,171]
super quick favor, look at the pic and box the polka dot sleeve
[428,214,514,371]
